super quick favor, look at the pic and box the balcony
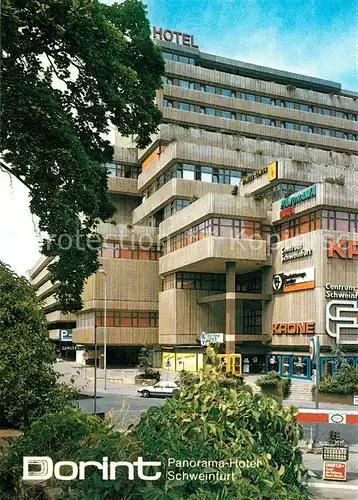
[159,236,270,275]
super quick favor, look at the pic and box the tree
[0,262,75,427]
[1,0,164,311]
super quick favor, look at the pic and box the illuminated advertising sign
[272,267,315,294]
[328,239,358,260]
[272,322,315,335]
[152,26,199,48]
[279,185,316,218]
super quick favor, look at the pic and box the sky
[1,0,357,276]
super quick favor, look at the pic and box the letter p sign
[23,457,53,481]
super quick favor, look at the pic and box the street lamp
[98,269,107,390]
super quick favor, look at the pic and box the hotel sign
[272,322,315,335]
[152,26,199,48]
[281,245,312,263]
[272,267,315,294]
[242,161,278,185]
[328,239,358,260]
[279,185,316,218]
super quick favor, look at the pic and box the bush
[136,369,160,381]
[135,368,308,499]
[319,366,358,395]
[256,371,291,398]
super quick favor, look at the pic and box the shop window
[292,357,309,378]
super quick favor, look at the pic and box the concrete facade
[30,35,358,375]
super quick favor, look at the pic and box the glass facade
[163,100,357,141]
[101,242,162,260]
[163,272,226,291]
[258,183,307,203]
[106,163,141,179]
[274,209,358,240]
[162,75,357,121]
[164,217,270,254]
[143,163,247,199]
[95,311,159,327]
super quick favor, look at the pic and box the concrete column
[225,262,236,354]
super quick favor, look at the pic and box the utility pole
[99,269,108,390]
[94,324,97,415]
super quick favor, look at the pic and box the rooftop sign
[152,26,199,48]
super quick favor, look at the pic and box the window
[178,79,195,89]
[200,107,216,116]
[101,242,162,260]
[106,164,140,178]
[261,96,271,105]
[178,102,195,112]
[221,110,236,119]
[163,99,174,108]
[243,301,262,334]
[243,93,256,102]
[236,272,262,293]
[163,76,173,85]
[221,88,236,98]
[96,311,158,327]
[270,119,276,127]
[320,108,331,116]
[283,122,295,130]
[299,124,309,132]
[241,114,256,123]
[163,272,226,291]
[299,104,312,112]
[163,199,190,219]
[164,217,267,254]
[261,118,271,126]
[284,101,295,109]
[200,84,216,93]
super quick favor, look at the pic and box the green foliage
[256,371,291,398]
[319,344,358,395]
[136,369,308,499]
[0,371,308,499]
[137,347,160,380]
[319,366,358,395]
[1,0,164,312]
[0,262,76,427]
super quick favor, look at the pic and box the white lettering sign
[326,300,358,345]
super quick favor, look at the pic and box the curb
[306,482,358,490]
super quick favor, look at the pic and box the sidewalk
[303,452,358,499]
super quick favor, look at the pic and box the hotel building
[30,29,358,378]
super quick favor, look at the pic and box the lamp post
[99,269,108,390]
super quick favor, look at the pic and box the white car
[137,381,180,398]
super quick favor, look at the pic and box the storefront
[162,350,203,372]
[266,354,312,379]
[320,355,358,377]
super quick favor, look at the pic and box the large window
[236,272,262,293]
[106,163,140,179]
[274,209,358,240]
[162,52,195,65]
[258,183,307,203]
[143,164,247,199]
[96,311,158,327]
[243,301,262,334]
[163,272,226,291]
[101,242,162,260]
[164,218,269,254]
[163,199,190,219]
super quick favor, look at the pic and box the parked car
[137,381,180,398]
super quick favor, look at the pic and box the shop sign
[325,299,358,345]
[272,322,315,335]
[281,245,312,263]
[328,239,358,260]
[272,267,315,294]
[353,395,358,405]
[152,26,199,47]
[200,332,224,346]
[323,461,347,481]
[280,185,316,211]
[60,329,72,342]
[242,161,278,185]
[325,283,358,300]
